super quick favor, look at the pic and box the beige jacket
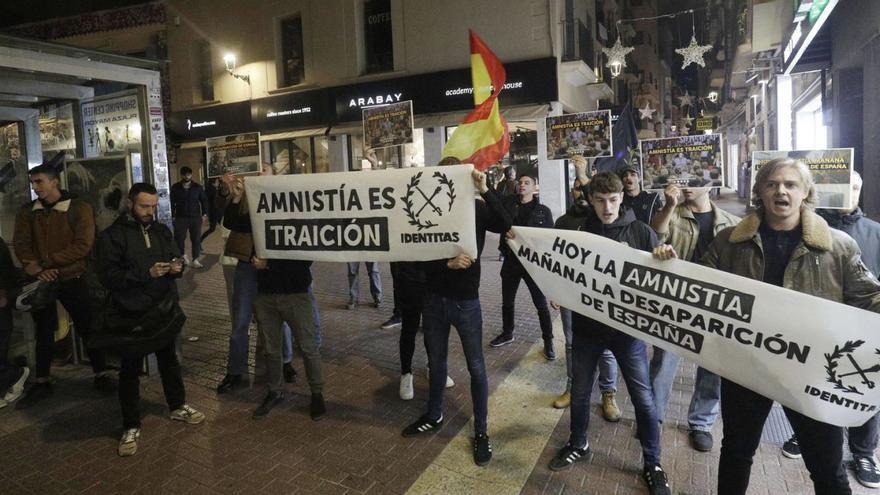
[702,208,880,311]
[658,202,741,262]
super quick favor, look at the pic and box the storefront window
[263,137,324,174]
[349,132,403,170]
[794,94,828,149]
[0,123,29,238]
[314,136,329,173]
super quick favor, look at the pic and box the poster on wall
[64,157,131,233]
[750,149,854,209]
[206,132,261,177]
[40,104,77,159]
[0,123,29,237]
[81,92,142,158]
[545,110,613,160]
[363,100,414,150]
[639,133,724,190]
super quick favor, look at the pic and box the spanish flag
[441,30,509,171]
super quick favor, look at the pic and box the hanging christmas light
[675,11,713,69]
[639,102,656,121]
[602,35,634,78]
[678,91,693,108]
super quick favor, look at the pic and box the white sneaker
[118,428,140,457]
[169,404,206,424]
[0,398,7,409]
[190,259,204,269]
[3,367,29,403]
[445,375,455,388]
[183,254,192,264]
[399,373,414,400]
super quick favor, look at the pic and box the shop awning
[259,127,329,141]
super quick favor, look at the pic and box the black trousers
[31,277,106,378]
[397,280,425,375]
[500,257,553,339]
[119,342,186,429]
[718,378,851,495]
[0,304,19,393]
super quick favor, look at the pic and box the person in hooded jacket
[97,183,205,457]
[547,171,671,495]
[488,174,556,359]
[550,174,621,423]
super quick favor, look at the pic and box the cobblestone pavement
[0,213,874,494]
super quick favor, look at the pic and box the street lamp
[223,52,250,84]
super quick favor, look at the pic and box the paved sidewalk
[0,227,874,494]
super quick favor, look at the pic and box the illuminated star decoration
[675,35,713,69]
[639,102,656,121]
[681,115,694,128]
[602,36,634,70]
[678,91,693,108]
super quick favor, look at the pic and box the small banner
[751,149,854,210]
[545,110,613,160]
[206,132,261,177]
[508,226,880,427]
[245,165,478,262]
[640,134,724,190]
[363,100,415,150]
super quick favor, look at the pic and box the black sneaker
[548,443,590,471]
[309,393,326,421]
[689,430,713,452]
[93,373,116,395]
[15,382,52,410]
[402,414,443,437]
[542,339,557,360]
[253,391,284,420]
[643,464,671,495]
[216,374,243,394]
[781,434,801,459]
[853,456,880,488]
[380,315,402,330]
[473,433,492,466]
[283,363,297,384]
[489,333,514,347]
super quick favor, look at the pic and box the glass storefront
[262,136,330,175]
[348,128,423,170]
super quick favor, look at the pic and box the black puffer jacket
[553,200,591,231]
[97,214,183,311]
[560,206,659,340]
[498,196,554,257]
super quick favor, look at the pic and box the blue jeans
[229,263,322,374]
[347,262,381,304]
[560,308,617,392]
[649,346,720,431]
[422,293,488,435]
[569,324,660,465]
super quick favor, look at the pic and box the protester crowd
[1,154,879,495]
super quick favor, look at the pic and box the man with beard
[97,183,205,457]
[620,164,663,225]
[170,166,209,268]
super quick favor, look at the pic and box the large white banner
[509,226,880,427]
[245,165,477,262]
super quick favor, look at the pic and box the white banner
[508,226,880,427]
[245,165,477,262]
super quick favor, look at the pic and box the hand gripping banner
[508,226,880,427]
[245,165,477,262]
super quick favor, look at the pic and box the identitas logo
[801,339,880,414]
[400,171,456,230]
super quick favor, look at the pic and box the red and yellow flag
[441,30,509,171]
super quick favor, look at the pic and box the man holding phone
[97,183,205,457]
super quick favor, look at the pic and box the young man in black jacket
[97,183,205,457]
[488,175,556,359]
[549,172,671,495]
[170,166,209,268]
[401,168,510,467]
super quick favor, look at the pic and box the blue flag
[594,101,638,174]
